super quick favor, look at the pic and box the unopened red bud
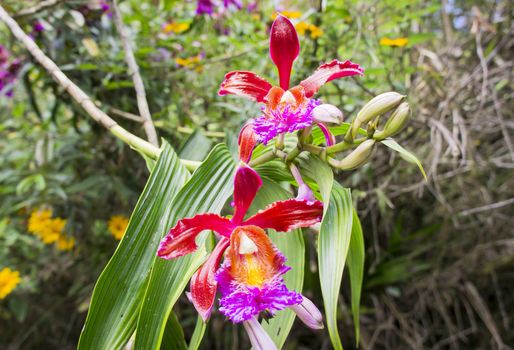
[238,122,258,163]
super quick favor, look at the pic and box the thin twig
[0,5,161,159]
[13,0,65,18]
[111,0,158,146]
[458,197,514,216]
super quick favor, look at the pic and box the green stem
[326,137,366,154]
[248,151,276,167]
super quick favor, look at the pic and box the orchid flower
[157,166,324,348]
[218,14,364,149]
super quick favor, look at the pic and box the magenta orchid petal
[231,166,262,224]
[317,123,336,146]
[218,71,272,103]
[269,15,300,90]
[190,238,230,321]
[157,214,234,259]
[300,59,365,98]
[244,199,323,232]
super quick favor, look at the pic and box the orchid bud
[291,296,324,330]
[312,104,343,124]
[297,184,316,202]
[330,139,376,170]
[238,122,258,163]
[374,102,410,140]
[243,317,278,350]
[350,92,405,140]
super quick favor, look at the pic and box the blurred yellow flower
[56,235,75,251]
[108,215,129,240]
[175,55,203,71]
[0,267,21,299]
[295,22,323,39]
[273,11,302,19]
[27,208,70,246]
[379,37,409,47]
[162,22,190,34]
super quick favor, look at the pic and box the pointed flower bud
[238,122,258,163]
[291,296,324,330]
[243,317,278,350]
[331,139,376,170]
[312,104,343,124]
[297,184,316,203]
[375,102,410,140]
[351,92,405,139]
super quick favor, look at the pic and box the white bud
[312,104,344,124]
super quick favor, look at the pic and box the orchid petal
[243,317,278,350]
[300,59,364,98]
[218,71,272,103]
[244,199,323,232]
[317,123,336,146]
[290,296,324,330]
[238,122,259,163]
[190,238,230,321]
[157,214,234,259]
[232,166,262,224]
[270,15,300,90]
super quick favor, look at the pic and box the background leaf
[135,144,236,350]
[78,142,190,350]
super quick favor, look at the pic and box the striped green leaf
[347,209,365,345]
[300,155,353,350]
[162,312,188,350]
[78,142,190,350]
[135,144,236,349]
[250,178,305,349]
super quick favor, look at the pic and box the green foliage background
[1,0,512,349]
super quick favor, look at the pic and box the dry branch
[111,0,158,146]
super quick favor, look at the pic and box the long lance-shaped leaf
[78,142,190,350]
[249,178,305,349]
[188,315,207,350]
[135,144,236,349]
[161,312,188,350]
[347,209,365,345]
[300,155,353,350]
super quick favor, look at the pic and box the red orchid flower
[219,14,364,149]
[157,165,323,320]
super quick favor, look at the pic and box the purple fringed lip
[215,250,303,323]
[253,99,321,144]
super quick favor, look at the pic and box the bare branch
[14,0,65,18]
[111,0,159,146]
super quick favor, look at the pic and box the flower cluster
[108,215,129,240]
[0,45,22,98]
[196,0,242,16]
[379,37,409,47]
[295,21,323,39]
[175,54,204,71]
[0,267,21,299]
[157,13,365,349]
[218,14,363,147]
[162,22,190,34]
[27,208,75,251]
[158,165,324,349]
